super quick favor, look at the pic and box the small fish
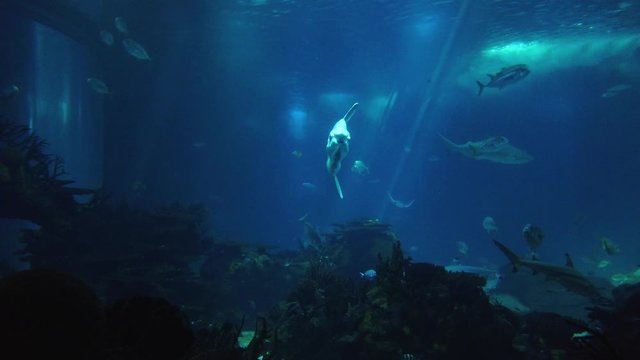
[192,142,207,148]
[476,64,530,95]
[122,38,151,60]
[601,84,631,98]
[601,236,620,255]
[114,17,129,33]
[457,241,469,255]
[301,182,317,191]
[99,30,114,46]
[0,84,19,102]
[351,160,370,175]
[360,269,377,280]
[597,259,610,269]
[87,78,111,94]
[387,192,415,208]
[291,150,303,158]
[482,216,498,233]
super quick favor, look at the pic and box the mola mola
[439,134,533,164]
[326,102,359,199]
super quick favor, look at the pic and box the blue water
[2,0,639,277]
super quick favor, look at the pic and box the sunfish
[439,134,533,164]
[326,102,358,199]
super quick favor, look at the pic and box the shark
[493,240,611,305]
[326,102,359,199]
[439,134,533,164]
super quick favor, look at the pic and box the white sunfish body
[326,103,358,199]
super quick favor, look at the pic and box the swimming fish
[326,102,358,199]
[291,150,303,158]
[122,38,151,60]
[351,160,369,175]
[387,192,415,208]
[522,224,544,252]
[114,17,129,33]
[439,134,533,164]
[99,30,114,46]
[476,64,530,96]
[493,240,610,304]
[482,216,498,233]
[360,269,377,280]
[601,84,631,98]
[87,78,111,94]
[0,85,19,103]
[600,236,620,255]
[456,241,469,255]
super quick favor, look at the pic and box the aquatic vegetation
[0,118,93,228]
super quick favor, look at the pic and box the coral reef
[269,241,521,359]
[0,118,94,229]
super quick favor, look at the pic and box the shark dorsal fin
[565,253,575,268]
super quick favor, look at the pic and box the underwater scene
[1,0,640,359]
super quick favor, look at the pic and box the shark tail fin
[476,81,485,96]
[493,239,521,271]
[334,175,344,199]
[343,102,359,122]
[437,133,458,151]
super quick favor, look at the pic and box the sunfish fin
[334,175,344,199]
[343,102,359,122]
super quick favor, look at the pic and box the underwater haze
[2,0,640,356]
[2,0,640,276]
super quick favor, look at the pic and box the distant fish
[87,78,111,94]
[601,84,631,98]
[192,142,207,148]
[597,259,610,269]
[600,236,620,255]
[387,192,415,208]
[114,17,129,33]
[0,84,19,103]
[122,38,151,60]
[301,182,317,191]
[99,30,114,46]
[360,269,377,280]
[457,241,469,255]
[291,150,303,158]
[351,160,370,176]
[482,216,498,233]
[476,64,530,95]
[439,134,533,164]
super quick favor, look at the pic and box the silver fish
[87,78,110,94]
[99,30,114,46]
[122,38,151,60]
[476,64,530,95]
[114,17,129,33]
